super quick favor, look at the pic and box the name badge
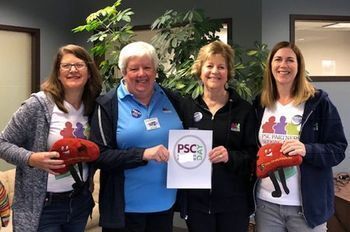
[144,117,160,130]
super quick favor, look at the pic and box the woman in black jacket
[180,41,257,232]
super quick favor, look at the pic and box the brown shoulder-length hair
[191,40,235,80]
[41,44,102,116]
[261,41,316,108]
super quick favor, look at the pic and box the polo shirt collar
[117,78,163,100]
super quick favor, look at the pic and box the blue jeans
[37,187,94,232]
[255,198,327,232]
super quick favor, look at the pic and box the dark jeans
[37,187,94,232]
[102,208,174,232]
[186,209,249,232]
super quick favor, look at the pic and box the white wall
[0,0,87,81]
[262,0,350,172]
[297,31,350,76]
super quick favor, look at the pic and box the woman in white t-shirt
[0,44,102,231]
[253,41,347,232]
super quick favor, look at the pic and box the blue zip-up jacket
[253,89,347,228]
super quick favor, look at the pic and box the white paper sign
[167,129,212,189]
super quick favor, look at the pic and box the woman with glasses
[0,44,102,231]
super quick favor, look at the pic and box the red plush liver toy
[257,143,303,197]
[257,143,302,178]
[50,138,100,174]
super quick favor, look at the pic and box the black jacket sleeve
[90,91,147,172]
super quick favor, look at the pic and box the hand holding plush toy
[50,138,100,174]
[257,143,303,197]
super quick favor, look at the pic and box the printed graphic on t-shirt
[260,115,300,145]
[60,121,89,139]
[56,121,89,179]
[258,103,304,203]
[262,116,276,133]
[46,103,90,192]
[259,104,304,198]
[60,122,75,138]
[260,114,301,182]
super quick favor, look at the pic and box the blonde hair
[191,41,235,80]
[261,41,315,108]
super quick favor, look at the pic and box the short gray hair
[118,41,159,75]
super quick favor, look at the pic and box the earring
[225,82,229,89]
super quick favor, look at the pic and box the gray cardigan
[0,91,53,232]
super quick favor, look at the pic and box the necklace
[202,91,229,115]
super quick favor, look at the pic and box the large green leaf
[74,4,269,99]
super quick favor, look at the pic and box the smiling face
[123,55,157,102]
[200,54,228,91]
[58,53,89,93]
[271,47,298,89]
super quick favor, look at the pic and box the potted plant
[150,9,223,98]
[73,0,269,101]
[151,9,269,101]
[73,0,135,91]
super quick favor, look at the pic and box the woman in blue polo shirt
[90,41,183,232]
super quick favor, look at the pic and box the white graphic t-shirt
[258,101,305,205]
[46,101,89,192]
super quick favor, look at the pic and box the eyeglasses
[60,62,86,70]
